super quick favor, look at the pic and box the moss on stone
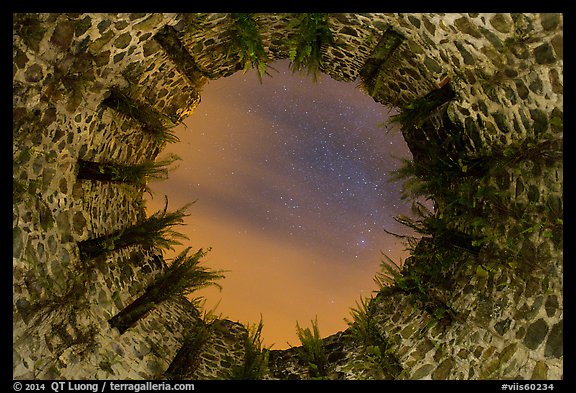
[432,358,454,379]
[531,360,548,380]
[411,363,434,379]
[12,12,564,381]
[523,318,549,350]
[14,13,46,52]
[544,321,562,358]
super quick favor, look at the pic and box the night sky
[145,59,416,349]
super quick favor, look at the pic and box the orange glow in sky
[145,60,415,349]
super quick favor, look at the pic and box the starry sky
[145,59,416,349]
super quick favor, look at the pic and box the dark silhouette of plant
[228,318,270,380]
[393,125,561,199]
[389,201,481,256]
[389,153,490,202]
[388,83,455,130]
[380,203,474,322]
[164,298,230,379]
[13,13,45,52]
[78,197,190,261]
[164,320,214,379]
[77,154,179,193]
[389,129,562,266]
[287,13,333,82]
[345,296,376,343]
[344,295,402,378]
[154,24,213,87]
[109,247,224,334]
[372,250,457,328]
[295,317,328,379]
[358,29,404,96]
[373,251,429,300]
[102,87,179,144]
[228,13,270,82]
[373,253,404,290]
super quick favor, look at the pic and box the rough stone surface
[13,12,562,380]
[523,318,549,350]
[544,321,562,358]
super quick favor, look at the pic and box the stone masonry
[13,13,562,380]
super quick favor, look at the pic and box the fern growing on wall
[228,318,270,380]
[164,320,214,379]
[388,83,456,130]
[358,29,405,97]
[295,317,328,379]
[373,253,404,290]
[109,247,224,334]
[77,197,190,261]
[228,13,270,82]
[77,154,179,192]
[345,295,403,378]
[102,88,180,145]
[286,13,333,82]
[390,126,563,273]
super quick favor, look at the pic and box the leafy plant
[109,246,225,334]
[77,154,180,194]
[393,128,562,263]
[15,258,87,326]
[295,317,328,379]
[154,24,213,87]
[13,13,46,52]
[344,296,403,378]
[45,51,98,113]
[345,296,376,344]
[389,153,488,202]
[375,237,461,324]
[388,259,428,301]
[484,136,562,173]
[287,13,334,82]
[191,297,227,324]
[385,139,560,317]
[164,320,214,379]
[373,253,404,290]
[389,201,482,256]
[389,134,561,245]
[358,29,405,97]
[228,13,270,82]
[102,88,179,145]
[165,297,232,379]
[78,197,190,261]
[388,83,456,130]
[228,318,270,380]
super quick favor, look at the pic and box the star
[147,58,416,349]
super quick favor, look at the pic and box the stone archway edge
[13,13,562,380]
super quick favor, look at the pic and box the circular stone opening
[13,12,563,380]
[145,59,420,348]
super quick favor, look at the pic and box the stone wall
[13,13,562,380]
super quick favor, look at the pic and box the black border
[8,5,572,390]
